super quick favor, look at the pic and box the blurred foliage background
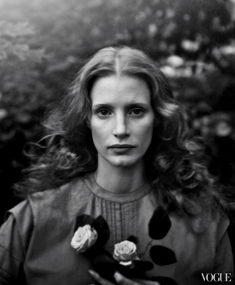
[0,0,235,224]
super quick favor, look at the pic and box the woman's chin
[108,157,141,168]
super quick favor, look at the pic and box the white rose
[113,240,138,265]
[71,224,98,253]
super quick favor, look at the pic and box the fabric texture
[0,173,233,285]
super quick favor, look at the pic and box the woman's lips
[108,144,136,154]
[108,144,136,149]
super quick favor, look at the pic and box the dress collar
[84,173,152,203]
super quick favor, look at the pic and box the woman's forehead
[90,75,151,105]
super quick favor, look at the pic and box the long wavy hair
[16,46,225,216]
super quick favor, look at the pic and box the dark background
[0,0,235,251]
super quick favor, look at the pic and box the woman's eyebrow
[127,103,149,108]
[92,103,112,109]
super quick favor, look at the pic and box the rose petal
[71,224,98,253]
[113,240,137,262]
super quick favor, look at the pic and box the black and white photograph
[0,0,235,284]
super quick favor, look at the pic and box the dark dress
[0,173,233,284]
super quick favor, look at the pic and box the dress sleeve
[213,211,234,274]
[0,200,33,284]
[214,231,234,273]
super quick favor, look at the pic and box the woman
[0,46,233,285]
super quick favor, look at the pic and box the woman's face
[90,75,154,169]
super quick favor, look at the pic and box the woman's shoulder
[5,173,94,230]
[182,204,230,239]
[28,173,92,206]
[7,199,29,217]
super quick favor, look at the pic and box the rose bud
[113,240,138,266]
[71,224,98,253]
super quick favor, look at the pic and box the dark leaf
[91,250,118,282]
[127,235,138,244]
[74,214,94,232]
[116,260,154,279]
[92,215,110,248]
[148,206,171,239]
[133,260,154,272]
[150,245,177,265]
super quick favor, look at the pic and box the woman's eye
[129,108,145,117]
[96,109,112,118]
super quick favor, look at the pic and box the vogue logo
[201,273,233,283]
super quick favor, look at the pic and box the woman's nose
[113,115,129,138]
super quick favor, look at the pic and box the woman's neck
[95,160,146,194]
